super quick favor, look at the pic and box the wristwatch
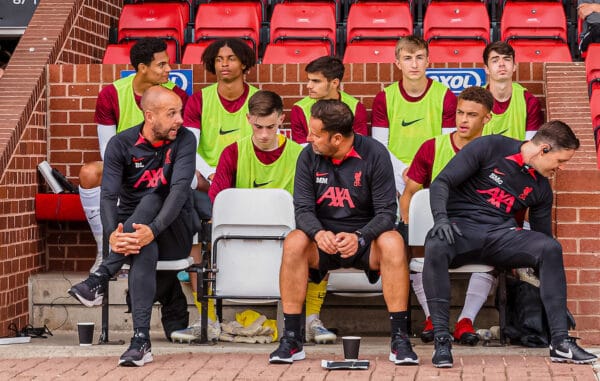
[354,230,366,248]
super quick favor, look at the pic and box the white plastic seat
[210,188,295,299]
[408,188,494,274]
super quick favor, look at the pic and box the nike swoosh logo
[494,128,509,135]
[493,168,505,176]
[132,157,144,162]
[554,348,573,359]
[253,180,272,188]
[219,127,239,135]
[401,118,423,127]
[316,172,328,177]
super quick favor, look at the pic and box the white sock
[79,186,103,272]
[410,272,430,317]
[458,272,495,322]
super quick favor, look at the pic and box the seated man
[209,90,302,201]
[68,86,196,367]
[423,120,598,367]
[400,86,495,345]
[269,100,417,365]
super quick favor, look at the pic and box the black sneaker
[67,273,106,307]
[550,337,597,364]
[389,331,419,365]
[432,335,453,368]
[269,330,305,364]
[119,332,153,367]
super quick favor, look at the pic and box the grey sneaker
[306,318,336,344]
[170,317,220,343]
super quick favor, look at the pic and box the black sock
[283,313,302,338]
[389,311,408,335]
[551,334,569,347]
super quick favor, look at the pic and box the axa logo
[476,187,515,213]
[134,168,167,188]
[317,187,355,208]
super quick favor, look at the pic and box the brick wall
[545,63,600,343]
[0,0,121,335]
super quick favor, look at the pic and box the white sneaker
[171,317,220,343]
[306,318,336,344]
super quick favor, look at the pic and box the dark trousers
[422,218,567,341]
[99,193,194,334]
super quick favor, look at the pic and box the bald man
[69,86,197,367]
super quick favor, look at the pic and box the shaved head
[140,85,180,113]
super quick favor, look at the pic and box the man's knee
[79,161,103,189]
[282,230,313,262]
[423,237,451,270]
[374,230,407,266]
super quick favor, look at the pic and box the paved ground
[0,331,598,380]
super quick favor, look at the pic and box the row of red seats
[104,0,575,64]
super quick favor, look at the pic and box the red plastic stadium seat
[261,41,331,64]
[428,39,486,63]
[586,44,600,95]
[343,2,412,63]
[190,2,261,58]
[508,39,572,62]
[423,1,490,63]
[262,2,337,63]
[343,42,397,63]
[591,88,600,167]
[103,41,178,65]
[117,3,189,63]
[500,1,570,62]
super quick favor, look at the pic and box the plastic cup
[77,322,94,346]
[342,336,361,360]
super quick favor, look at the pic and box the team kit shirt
[294,134,397,246]
[371,78,457,165]
[183,83,258,167]
[290,92,369,144]
[483,83,543,140]
[100,124,196,238]
[407,133,460,188]
[95,76,189,130]
[208,135,303,202]
[430,135,553,236]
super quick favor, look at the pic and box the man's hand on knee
[314,230,337,254]
[131,223,155,247]
[430,217,463,244]
[335,232,358,258]
[110,223,142,255]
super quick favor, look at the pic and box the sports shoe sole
[550,356,597,364]
[67,288,103,307]
[433,361,453,368]
[269,350,306,364]
[457,333,479,346]
[119,352,153,367]
[314,333,336,344]
[389,352,419,365]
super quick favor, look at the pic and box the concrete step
[30,272,501,336]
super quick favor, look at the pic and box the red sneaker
[453,318,478,346]
[420,316,434,343]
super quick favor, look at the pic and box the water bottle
[38,161,64,193]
